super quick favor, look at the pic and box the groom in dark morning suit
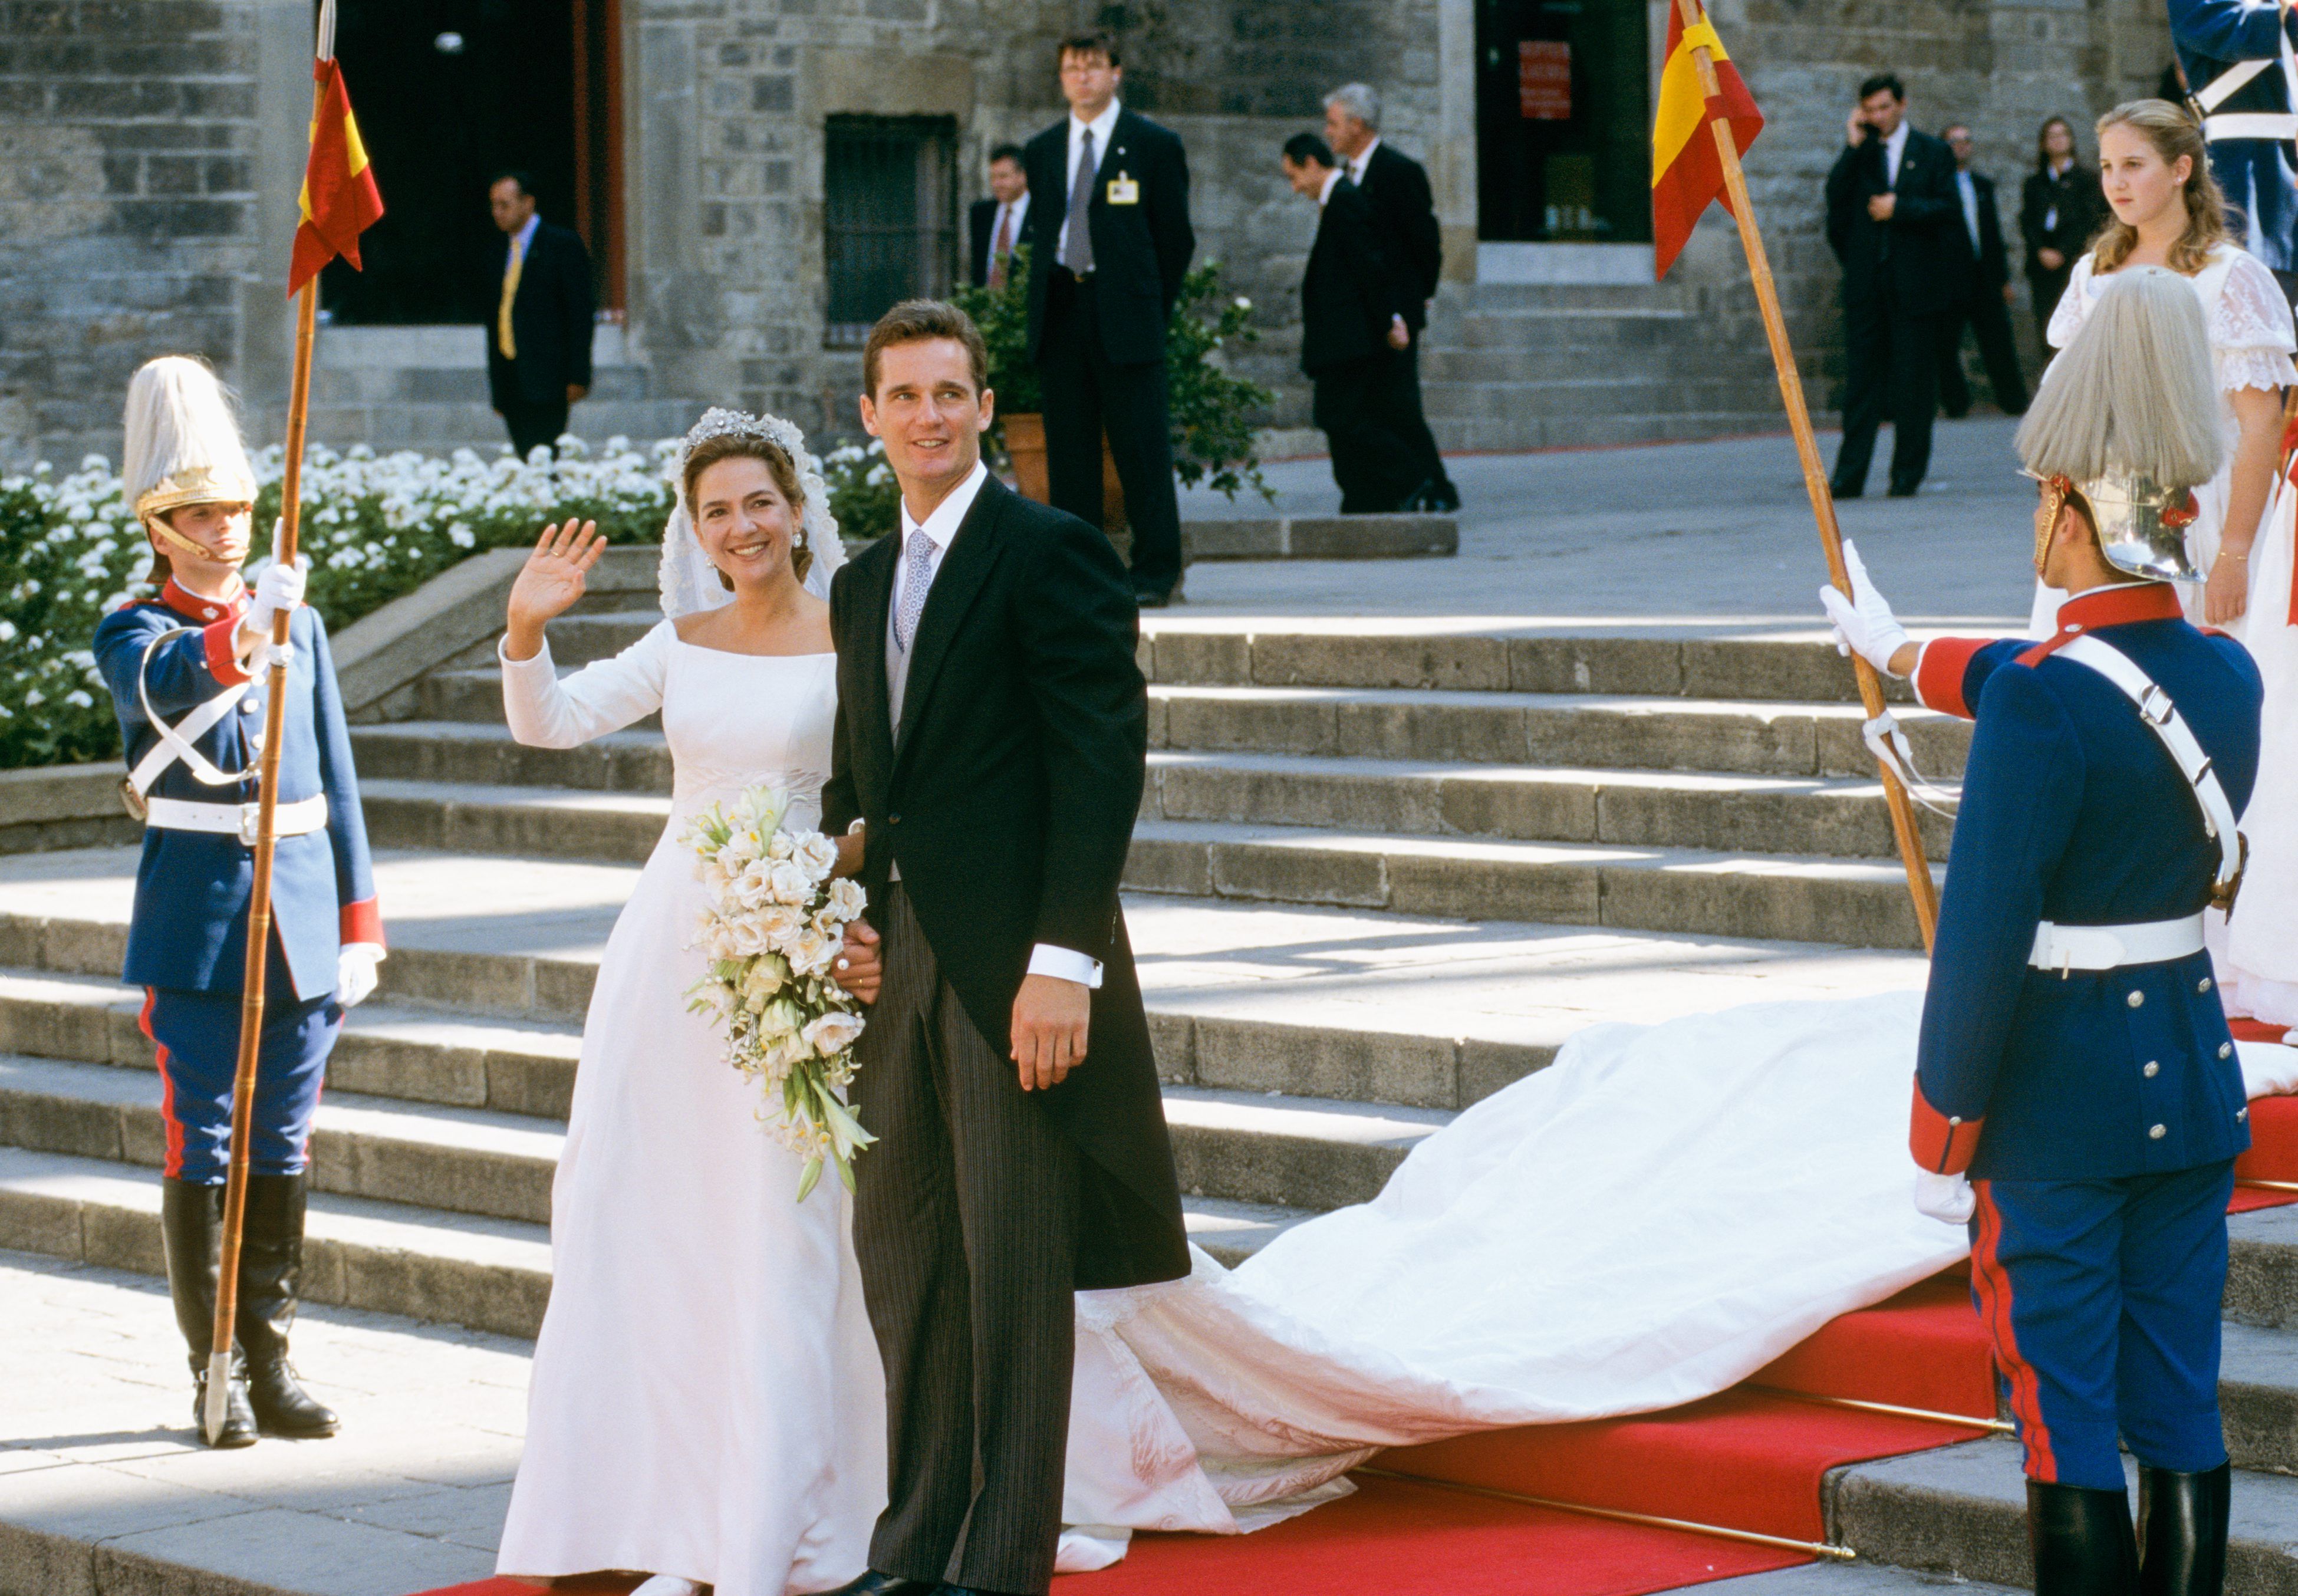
[1022,30,1195,607]
[821,300,1189,1596]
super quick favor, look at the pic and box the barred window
[824,116,957,348]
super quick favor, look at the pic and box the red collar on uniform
[2017,583,2184,665]
[158,577,248,626]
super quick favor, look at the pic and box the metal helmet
[2050,471,2205,584]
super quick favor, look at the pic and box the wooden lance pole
[1672,0,1941,951]
[203,8,330,1447]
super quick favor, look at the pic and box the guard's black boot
[236,1173,338,1437]
[2030,1480,2141,1596]
[2138,1463,2232,1596]
[160,1178,256,1447]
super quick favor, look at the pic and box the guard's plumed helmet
[2014,266,2224,583]
[121,356,257,529]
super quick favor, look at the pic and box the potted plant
[953,248,1272,529]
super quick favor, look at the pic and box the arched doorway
[321,0,621,323]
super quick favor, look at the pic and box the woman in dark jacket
[2019,116,2108,360]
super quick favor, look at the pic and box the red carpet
[411,1092,2298,1596]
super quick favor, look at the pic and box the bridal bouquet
[682,784,873,1200]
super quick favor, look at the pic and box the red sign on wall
[1519,40,1572,120]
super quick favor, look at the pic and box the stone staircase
[9,603,2298,1590]
[1416,282,1792,452]
[306,324,699,455]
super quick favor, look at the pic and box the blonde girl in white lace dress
[2039,100,2297,633]
[2042,101,2298,1029]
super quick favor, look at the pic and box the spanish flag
[1651,2,1763,279]
[288,57,384,296]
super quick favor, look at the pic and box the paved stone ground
[0,1250,516,1594]
[1179,418,2032,621]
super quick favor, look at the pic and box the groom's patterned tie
[894,527,935,651]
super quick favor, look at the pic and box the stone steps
[345,723,1954,863]
[347,784,1936,949]
[1831,1437,2298,1588]
[0,856,1937,1114]
[0,1145,1297,1349]
[495,613,1933,705]
[0,1032,1411,1220]
[1148,686,1967,781]
[407,669,1964,784]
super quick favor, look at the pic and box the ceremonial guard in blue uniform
[1826,269,2261,1596]
[92,358,385,1448]
[2169,0,2298,283]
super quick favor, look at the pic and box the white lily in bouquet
[682,783,873,1200]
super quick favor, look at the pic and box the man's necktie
[498,236,526,361]
[895,527,935,651]
[1061,130,1097,275]
[990,206,1015,291]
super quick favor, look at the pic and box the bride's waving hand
[504,518,604,662]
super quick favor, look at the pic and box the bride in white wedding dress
[493,412,883,1596]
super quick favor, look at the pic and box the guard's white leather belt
[142,794,327,845]
[2029,913,2206,973]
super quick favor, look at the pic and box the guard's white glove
[337,942,385,1008]
[1914,1168,1976,1225]
[1819,539,1912,677]
[245,558,307,639]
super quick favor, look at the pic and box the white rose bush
[1,436,673,770]
[681,783,873,1201]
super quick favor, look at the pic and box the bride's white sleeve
[2213,251,2298,392]
[2045,254,2093,350]
[499,620,671,748]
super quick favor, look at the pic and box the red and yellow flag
[288,57,383,296]
[1651,3,1763,279]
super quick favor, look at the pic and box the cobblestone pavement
[0,1250,516,1594]
[1178,417,2033,621]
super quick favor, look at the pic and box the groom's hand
[832,919,882,1004]
[1012,975,1090,1091]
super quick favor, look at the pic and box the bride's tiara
[678,407,811,472]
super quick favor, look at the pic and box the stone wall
[624,0,1450,441]
[0,0,2180,470]
[0,0,306,473]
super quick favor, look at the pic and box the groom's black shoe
[824,1575,940,1596]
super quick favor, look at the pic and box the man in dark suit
[1022,31,1195,607]
[485,170,594,459]
[1935,123,2029,419]
[1283,134,1419,513]
[1824,75,1963,498]
[967,143,1030,290]
[1324,83,1459,512]
[822,299,1188,1596]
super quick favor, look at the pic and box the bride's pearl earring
[794,531,806,547]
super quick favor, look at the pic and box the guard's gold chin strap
[2033,473,2094,576]
[141,508,249,567]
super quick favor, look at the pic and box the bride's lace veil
[657,407,848,621]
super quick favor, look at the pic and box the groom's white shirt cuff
[1028,943,1104,989]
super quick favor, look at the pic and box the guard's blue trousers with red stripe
[1970,1162,2235,1489]
[139,945,340,1186]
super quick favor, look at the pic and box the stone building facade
[0,0,2173,471]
